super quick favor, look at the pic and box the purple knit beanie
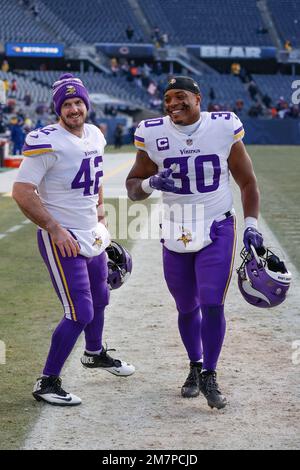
[52,73,90,115]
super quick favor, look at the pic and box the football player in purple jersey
[126,76,263,409]
[12,74,135,406]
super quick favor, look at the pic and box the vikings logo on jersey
[92,232,103,247]
[177,226,192,247]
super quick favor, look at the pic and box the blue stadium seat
[139,0,273,46]
[267,0,300,47]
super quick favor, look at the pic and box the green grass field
[248,146,300,270]
[0,145,299,449]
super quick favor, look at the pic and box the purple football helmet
[237,245,291,308]
[105,241,132,290]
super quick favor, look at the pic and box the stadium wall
[99,118,300,146]
[243,119,300,145]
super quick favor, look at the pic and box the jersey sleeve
[15,153,56,187]
[22,129,56,157]
[134,121,147,151]
[232,113,245,143]
[16,129,56,186]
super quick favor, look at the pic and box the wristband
[141,178,154,194]
[244,216,258,230]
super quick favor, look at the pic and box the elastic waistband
[215,209,235,222]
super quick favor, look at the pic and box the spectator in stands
[239,66,252,84]
[262,93,272,109]
[248,80,259,101]
[284,40,292,52]
[23,117,33,134]
[120,58,129,76]
[276,96,288,112]
[147,80,157,96]
[161,33,169,47]
[34,118,45,129]
[0,115,7,134]
[128,122,137,144]
[110,58,119,77]
[231,63,241,76]
[233,99,247,118]
[89,108,98,126]
[154,61,163,76]
[104,104,117,117]
[111,106,117,117]
[248,102,263,117]
[114,124,123,149]
[142,62,152,78]
[128,61,139,82]
[126,25,134,41]
[11,119,25,155]
[17,109,26,123]
[209,87,216,102]
[0,80,6,107]
[152,27,162,47]
[3,79,9,96]
[31,2,39,18]
[1,60,9,73]
[270,106,278,119]
[10,79,18,98]
[287,104,300,119]
[256,25,268,35]
[277,101,289,119]
[24,92,32,107]
[98,123,107,138]
[149,92,162,111]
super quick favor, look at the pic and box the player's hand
[49,225,80,258]
[243,227,264,251]
[149,166,176,193]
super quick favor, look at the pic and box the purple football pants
[37,229,109,376]
[163,216,236,371]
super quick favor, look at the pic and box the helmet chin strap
[250,244,263,266]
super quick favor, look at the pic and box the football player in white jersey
[12,74,135,406]
[126,76,263,409]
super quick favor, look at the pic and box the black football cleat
[32,376,81,406]
[181,362,202,398]
[200,370,227,409]
[81,346,135,376]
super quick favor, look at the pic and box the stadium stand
[0,71,49,102]
[40,0,146,44]
[0,0,57,43]
[252,73,299,103]
[1,0,274,46]
[0,0,299,151]
[267,0,300,48]
[22,70,152,107]
[139,0,273,46]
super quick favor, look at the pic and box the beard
[60,113,85,130]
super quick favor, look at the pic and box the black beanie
[164,76,200,95]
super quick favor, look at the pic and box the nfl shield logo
[186,139,193,146]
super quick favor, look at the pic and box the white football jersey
[134,111,244,252]
[15,123,110,256]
